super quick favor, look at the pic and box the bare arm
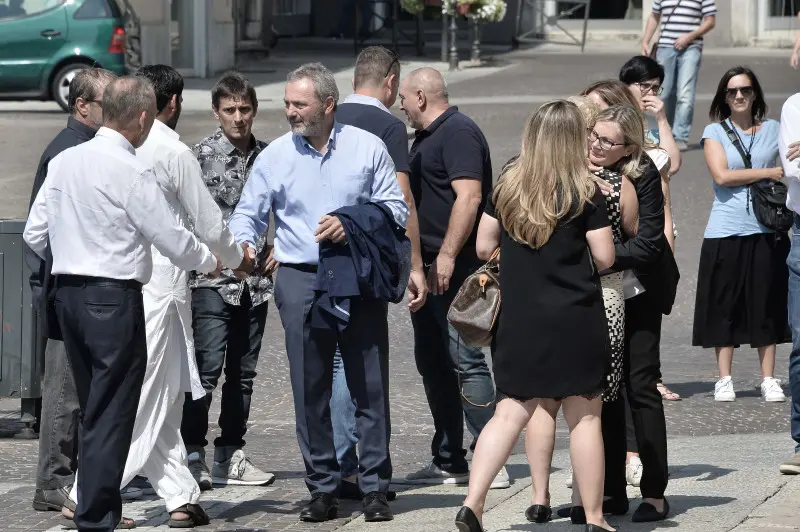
[587,227,615,271]
[440,179,482,259]
[692,15,716,40]
[641,12,661,55]
[428,178,483,295]
[704,138,783,186]
[396,170,427,311]
[657,118,681,175]
[476,212,501,261]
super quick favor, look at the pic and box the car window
[0,0,65,20]
[74,0,120,19]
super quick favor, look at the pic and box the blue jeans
[657,45,702,143]
[410,255,496,473]
[331,348,359,477]
[786,220,800,453]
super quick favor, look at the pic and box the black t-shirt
[409,106,492,257]
[336,101,411,173]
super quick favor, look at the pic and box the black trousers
[602,290,669,501]
[55,276,146,531]
[181,287,268,453]
[274,265,392,495]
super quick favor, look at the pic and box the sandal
[657,382,681,401]
[168,504,210,528]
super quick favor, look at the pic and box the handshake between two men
[208,241,279,280]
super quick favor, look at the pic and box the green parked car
[0,0,132,111]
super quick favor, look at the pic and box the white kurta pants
[70,261,202,512]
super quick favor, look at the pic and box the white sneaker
[188,451,212,491]
[490,466,510,489]
[211,449,275,486]
[625,455,643,487]
[714,376,736,402]
[761,377,786,402]
[398,462,469,485]
[566,468,573,488]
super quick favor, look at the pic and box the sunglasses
[384,53,400,78]
[725,86,754,99]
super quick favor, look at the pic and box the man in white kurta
[68,65,251,526]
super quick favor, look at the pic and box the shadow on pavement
[669,463,737,482]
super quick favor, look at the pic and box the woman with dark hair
[694,66,789,403]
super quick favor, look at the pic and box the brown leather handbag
[447,249,501,347]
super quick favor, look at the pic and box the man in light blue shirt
[228,62,408,523]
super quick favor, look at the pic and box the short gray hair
[287,62,339,108]
[102,76,156,125]
[67,68,118,114]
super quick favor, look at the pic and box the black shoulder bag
[720,120,792,232]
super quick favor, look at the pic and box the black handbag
[720,120,793,232]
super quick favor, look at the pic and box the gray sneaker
[399,462,469,485]
[211,449,275,486]
[188,450,213,491]
[779,452,800,475]
[125,475,155,496]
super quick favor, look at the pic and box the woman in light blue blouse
[693,66,790,404]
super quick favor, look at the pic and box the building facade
[128,1,800,79]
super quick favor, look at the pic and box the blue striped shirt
[228,122,409,265]
[653,0,716,48]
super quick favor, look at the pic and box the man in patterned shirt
[181,72,276,488]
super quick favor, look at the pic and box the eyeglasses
[636,81,663,96]
[82,98,103,107]
[725,86,754,99]
[589,129,626,151]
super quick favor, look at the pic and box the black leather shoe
[525,504,552,523]
[362,492,393,522]
[632,498,669,522]
[33,487,75,512]
[455,506,484,532]
[299,493,338,522]
[340,480,397,501]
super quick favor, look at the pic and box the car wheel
[51,63,89,112]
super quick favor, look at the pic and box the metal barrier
[0,219,40,438]
[514,0,592,52]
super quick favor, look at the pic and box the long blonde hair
[595,105,648,180]
[493,100,596,249]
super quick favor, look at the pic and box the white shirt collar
[149,118,180,140]
[96,127,136,154]
[343,93,391,114]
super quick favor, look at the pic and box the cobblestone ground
[0,47,798,530]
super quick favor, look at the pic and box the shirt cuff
[195,247,218,275]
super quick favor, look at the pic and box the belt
[56,274,143,292]
[283,263,318,273]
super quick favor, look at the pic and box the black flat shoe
[299,493,338,522]
[525,504,552,523]
[362,492,393,522]
[455,506,484,532]
[632,498,669,522]
[586,525,615,532]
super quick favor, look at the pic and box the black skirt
[692,233,791,349]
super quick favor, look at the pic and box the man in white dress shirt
[24,76,224,531]
[779,95,800,476]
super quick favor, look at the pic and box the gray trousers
[36,339,80,490]
[274,265,392,496]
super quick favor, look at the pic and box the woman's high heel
[585,524,615,532]
[455,506,484,532]
[525,504,552,523]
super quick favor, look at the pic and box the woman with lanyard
[694,66,790,403]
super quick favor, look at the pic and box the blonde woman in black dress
[455,100,615,532]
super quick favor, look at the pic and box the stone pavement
[1,44,800,530]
